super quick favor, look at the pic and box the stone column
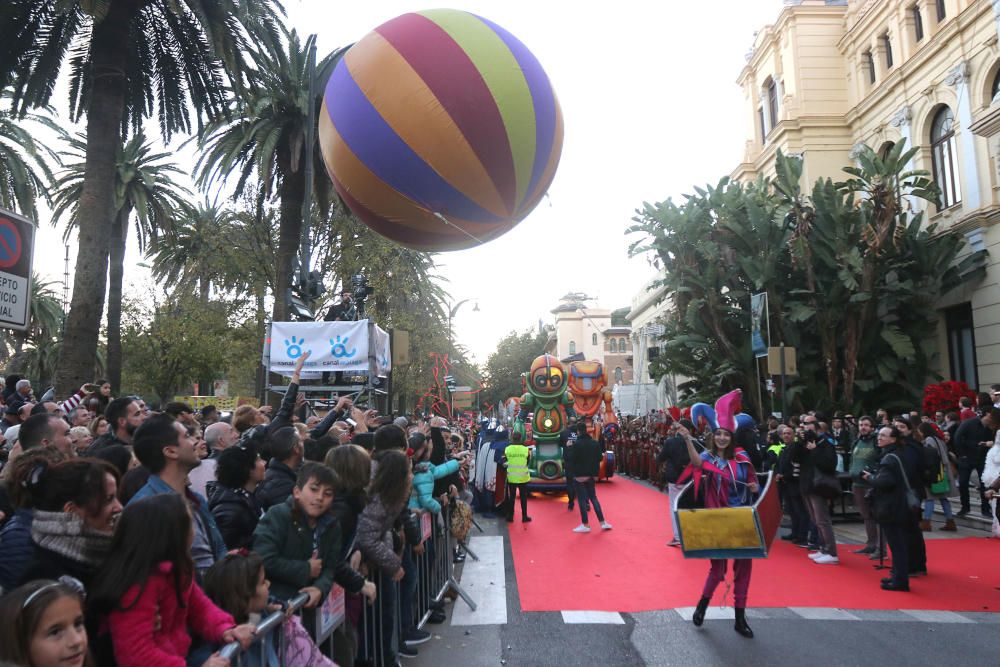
[890,105,922,212]
[946,61,981,211]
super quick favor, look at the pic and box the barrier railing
[219,503,477,667]
[218,591,310,666]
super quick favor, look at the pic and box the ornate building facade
[732,0,1000,390]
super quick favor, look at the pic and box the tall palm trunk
[106,207,128,393]
[55,2,136,396]
[272,148,306,322]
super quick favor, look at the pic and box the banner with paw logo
[269,320,374,376]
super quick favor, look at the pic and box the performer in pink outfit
[677,421,759,638]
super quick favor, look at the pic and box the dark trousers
[958,456,988,512]
[785,487,809,541]
[400,545,417,632]
[881,521,909,586]
[506,481,529,520]
[576,478,605,524]
[903,508,926,573]
[566,475,577,507]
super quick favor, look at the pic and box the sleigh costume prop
[671,390,781,559]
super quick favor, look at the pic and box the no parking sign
[0,209,35,331]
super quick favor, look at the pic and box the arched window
[991,67,1000,102]
[592,333,598,345]
[618,338,627,351]
[610,338,617,353]
[569,341,576,355]
[930,106,961,209]
[614,367,623,383]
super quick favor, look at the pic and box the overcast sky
[30,0,786,364]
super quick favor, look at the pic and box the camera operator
[324,289,357,322]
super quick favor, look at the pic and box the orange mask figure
[568,360,618,439]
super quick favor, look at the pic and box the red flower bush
[922,380,976,416]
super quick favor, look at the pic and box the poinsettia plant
[921,380,976,416]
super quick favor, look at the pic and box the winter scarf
[30,509,113,567]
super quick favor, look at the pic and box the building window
[614,367,624,384]
[882,32,893,69]
[618,337,627,351]
[610,338,617,353]
[935,0,946,22]
[913,5,924,41]
[945,303,977,389]
[991,67,1000,102]
[864,50,876,85]
[766,79,779,132]
[569,341,576,355]
[592,333,597,345]
[930,106,961,209]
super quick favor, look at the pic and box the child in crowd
[253,462,341,610]
[89,493,255,667]
[203,551,337,667]
[0,578,92,667]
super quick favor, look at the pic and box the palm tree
[50,131,190,392]
[0,91,61,220]
[195,29,347,321]
[148,198,231,303]
[0,0,283,396]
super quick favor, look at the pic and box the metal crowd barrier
[219,503,478,667]
[218,591,310,665]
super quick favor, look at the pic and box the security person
[503,432,532,523]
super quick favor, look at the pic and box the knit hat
[393,416,409,430]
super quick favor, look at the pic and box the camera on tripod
[351,273,374,303]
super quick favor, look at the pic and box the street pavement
[408,483,999,667]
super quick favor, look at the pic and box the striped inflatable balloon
[318,9,563,251]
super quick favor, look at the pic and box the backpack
[449,499,473,543]
[920,440,943,487]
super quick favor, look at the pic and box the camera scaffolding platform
[262,320,392,414]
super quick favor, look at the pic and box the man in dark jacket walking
[657,418,693,546]
[564,422,611,532]
[952,409,999,516]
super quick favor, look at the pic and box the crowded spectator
[657,418,694,547]
[252,462,340,610]
[0,448,67,593]
[793,415,839,564]
[85,397,142,456]
[0,577,93,667]
[89,493,255,667]
[207,443,265,550]
[130,414,226,573]
[953,408,999,517]
[848,416,880,556]
[189,421,239,498]
[254,426,303,513]
[68,427,92,455]
[20,414,73,458]
[325,443,376,667]
[917,421,956,531]
[18,460,121,590]
[87,416,109,439]
[203,551,335,667]
[865,426,918,591]
[91,444,136,478]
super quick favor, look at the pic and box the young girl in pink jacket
[89,494,256,667]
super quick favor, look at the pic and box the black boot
[734,607,753,638]
[692,597,710,627]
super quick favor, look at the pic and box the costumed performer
[676,422,759,638]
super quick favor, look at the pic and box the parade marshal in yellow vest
[505,444,531,484]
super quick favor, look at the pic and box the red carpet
[507,477,1000,612]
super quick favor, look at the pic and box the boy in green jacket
[253,462,341,609]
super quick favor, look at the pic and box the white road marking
[451,536,507,626]
[561,611,626,624]
[900,609,975,623]
[788,607,861,621]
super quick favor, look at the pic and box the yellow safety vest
[505,444,531,484]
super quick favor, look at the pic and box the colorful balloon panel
[319,9,563,251]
